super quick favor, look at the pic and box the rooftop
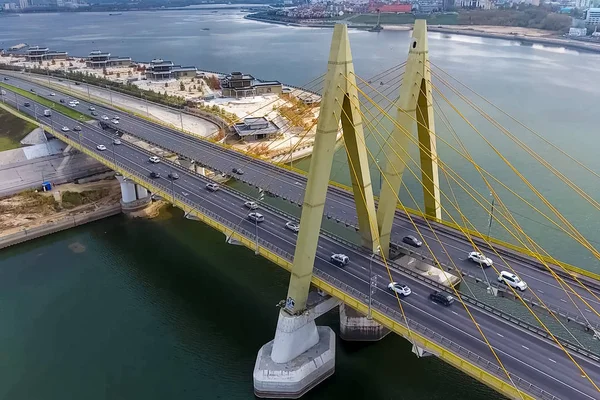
[89,50,110,56]
[233,117,279,138]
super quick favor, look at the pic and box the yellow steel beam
[6,101,537,400]
[376,20,442,257]
[285,23,379,314]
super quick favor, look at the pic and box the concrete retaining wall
[0,203,122,250]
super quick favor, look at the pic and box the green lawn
[0,107,38,151]
[0,82,92,122]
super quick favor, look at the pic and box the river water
[1,8,599,400]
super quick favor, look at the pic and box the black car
[23,102,30,107]
[232,167,244,175]
[30,88,35,93]
[150,171,161,179]
[429,291,455,307]
[91,111,98,116]
[168,172,179,180]
[59,99,65,103]
[75,82,81,86]
[3,77,8,81]
[402,235,422,248]
[73,126,82,132]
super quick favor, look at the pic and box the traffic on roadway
[2,80,600,400]
[3,72,598,334]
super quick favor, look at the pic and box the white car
[113,116,120,120]
[285,221,300,233]
[111,119,119,124]
[72,100,79,105]
[50,92,55,96]
[206,182,219,192]
[248,212,264,223]
[89,106,95,111]
[96,144,107,151]
[330,253,349,267]
[101,115,109,120]
[498,271,528,292]
[244,201,258,210]
[468,251,493,267]
[61,126,70,132]
[148,156,160,163]
[387,282,411,296]
[69,102,77,107]
[113,139,121,145]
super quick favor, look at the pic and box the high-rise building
[19,0,28,8]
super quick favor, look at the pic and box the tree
[164,82,169,88]
[180,81,185,91]
[102,67,107,76]
[60,62,64,67]
[51,59,56,65]
[128,70,132,77]
[116,72,121,78]
[69,62,73,67]
[188,87,192,93]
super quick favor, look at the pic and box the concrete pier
[339,304,390,342]
[116,174,151,212]
[254,294,339,399]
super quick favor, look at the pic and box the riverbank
[245,14,600,54]
[0,180,122,250]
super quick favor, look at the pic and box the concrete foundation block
[339,304,390,342]
[253,326,335,399]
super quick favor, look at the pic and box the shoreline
[244,15,600,54]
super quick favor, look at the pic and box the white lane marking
[497,333,504,338]
[549,358,557,363]
[451,311,458,316]
[522,345,530,350]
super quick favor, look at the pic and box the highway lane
[5,74,600,332]
[7,72,600,330]
[5,90,600,400]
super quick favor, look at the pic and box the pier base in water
[339,304,390,341]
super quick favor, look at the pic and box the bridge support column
[254,294,340,398]
[116,174,151,212]
[338,304,390,341]
[411,343,433,358]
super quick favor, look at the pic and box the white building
[584,8,600,25]
[576,0,592,8]
[19,0,28,8]
[569,27,588,36]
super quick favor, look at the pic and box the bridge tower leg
[253,24,379,398]
[376,20,441,258]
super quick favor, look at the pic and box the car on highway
[113,139,121,145]
[0,90,5,95]
[72,100,79,105]
[148,156,160,163]
[497,271,528,292]
[50,92,55,96]
[206,182,219,192]
[248,212,265,223]
[91,111,98,116]
[244,201,258,210]
[168,172,179,180]
[89,106,95,111]
[285,221,300,233]
[113,116,120,120]
[96,144,107,151]
[3,77,8,81]
[101,115,109,120]
[30,88,35,93]
[73,126,81,131]
[429,291,455,306]
[61,126,70,132]
[111,119,119,124]
[60,99,65,103]
[387,282,411,296]
[24,102,30,107]
[330,253,349,267]
[232,167,244,175]
[467,251,493,267]
[402,235,422,247]
[68,101,77,107]
[150,171,161,179]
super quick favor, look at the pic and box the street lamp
[170,172,175,204]
[487,192,495,240]
[368,245,381,320]
[14,92,19,111]
[106,85,113,106]
[254,215,259,255]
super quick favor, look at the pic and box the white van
[43,109,51,117]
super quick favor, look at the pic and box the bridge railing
[110,151,600,362]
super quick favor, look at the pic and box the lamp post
[368,245,381,320]
[106,85,113,106]
[14,92,19,111]
[487,192,495,240]
[254,215,259,255]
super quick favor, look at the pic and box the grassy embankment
[0,107,37,151]
[0,82,92,122]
